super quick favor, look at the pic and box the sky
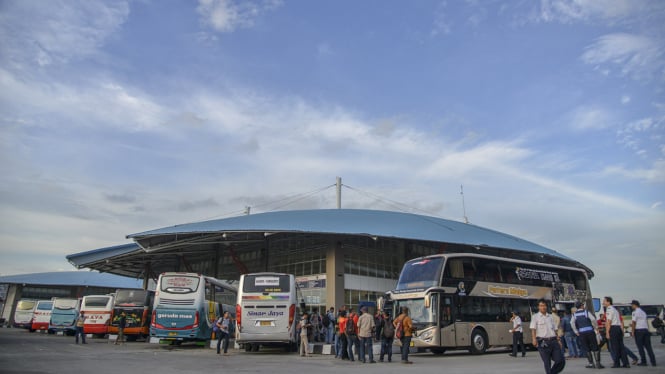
[0,0,664,304]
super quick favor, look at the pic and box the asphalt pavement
[1,328,663,374]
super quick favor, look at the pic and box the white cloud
[602,160,665,183]
[536,0,657,24]
[0,0,130,67]
[0,69,168,132]
[621,95,630,104]
[569,106,613,131]
[616,115,665,158]
[581,33,665,81]
[196,0,281,33]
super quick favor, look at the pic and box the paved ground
[1,328,663,374]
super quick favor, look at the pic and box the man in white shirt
[530,299,565,374]
[631,300,656,367]
[509,310,525,357]
[603,296,629,368]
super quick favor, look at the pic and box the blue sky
[1,0,664,303]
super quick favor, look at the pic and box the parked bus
[109,289,154,340]
[383,253,592,355]
[151,272,237,343]
[13,299,38,329]
[49,298,81,335]
[31,300,54,332]
[235,273,299,352]
[81,294,114,337]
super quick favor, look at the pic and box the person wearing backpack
[380,311,394,362]
[323,307,335,344]
[346,311,360,361]
[394,306,414,364]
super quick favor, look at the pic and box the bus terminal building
[66,209,593,313]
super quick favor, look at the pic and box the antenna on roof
[460,185,469,224]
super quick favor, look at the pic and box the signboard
[515,267,560,283]
[296,275,326,289]
[164,276,198,289]
[255,277,280,287]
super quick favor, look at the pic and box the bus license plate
[260,321,271,326]
[168,332,177,336]
[410,341,414,347]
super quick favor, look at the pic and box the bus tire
[430,348,446,355]
[469,329,488,355]
[251,343,260,352]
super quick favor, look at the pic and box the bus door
[452,294,471,347]
[438,294,456,347]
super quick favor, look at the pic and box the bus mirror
[300,300,306,311]
[377,297,384,312]
[424,294,430,308]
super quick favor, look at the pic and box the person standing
[357,306,376,363]
[561,309,580,359]
[655,310,665,344]
[337,310,349,360]
[630,300,656,367]
[379,311,394,363]
[335,305,347,358]
[530,299,565,374]
[325,307,335,344]
[345,310,360,361]
[298,312,312,357]
[216,311,231,355]
[114,311,126,345]
[551,307,563,338]
[571,301,603,369]
[394,306,414,364]
[75,311,86,344]
[603,296,629,368]
[509,310,525,357]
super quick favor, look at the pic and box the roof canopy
[67,209,592,279]
[0,271,143,289]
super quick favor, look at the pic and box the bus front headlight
[418,329,434,343]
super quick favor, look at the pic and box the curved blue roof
[129,209,573,261]
[0,271,143,289]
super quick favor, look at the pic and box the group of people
[528,297,658,374]
[297,304,414,364]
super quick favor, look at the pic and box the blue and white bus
[151,272,237,343]
[235,273,299,352]
[49,298,81,335]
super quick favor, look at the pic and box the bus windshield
[160,275,200,294]
[17,300,36,310]
[115,290,148,306]
[642,305,663,317]
[84,296,111,308]
[395,298,435,324]
[242,274,291,293]
[396,257,444,290]
[37,302,53,310]
[53,299,78,310]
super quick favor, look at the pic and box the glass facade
[343,238,402,279]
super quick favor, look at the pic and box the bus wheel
[251,343,260,352]
[244,344,252,352]
[430,348,446,355]
[469,329,488,355]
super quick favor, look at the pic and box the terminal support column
[326,240,345,310]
